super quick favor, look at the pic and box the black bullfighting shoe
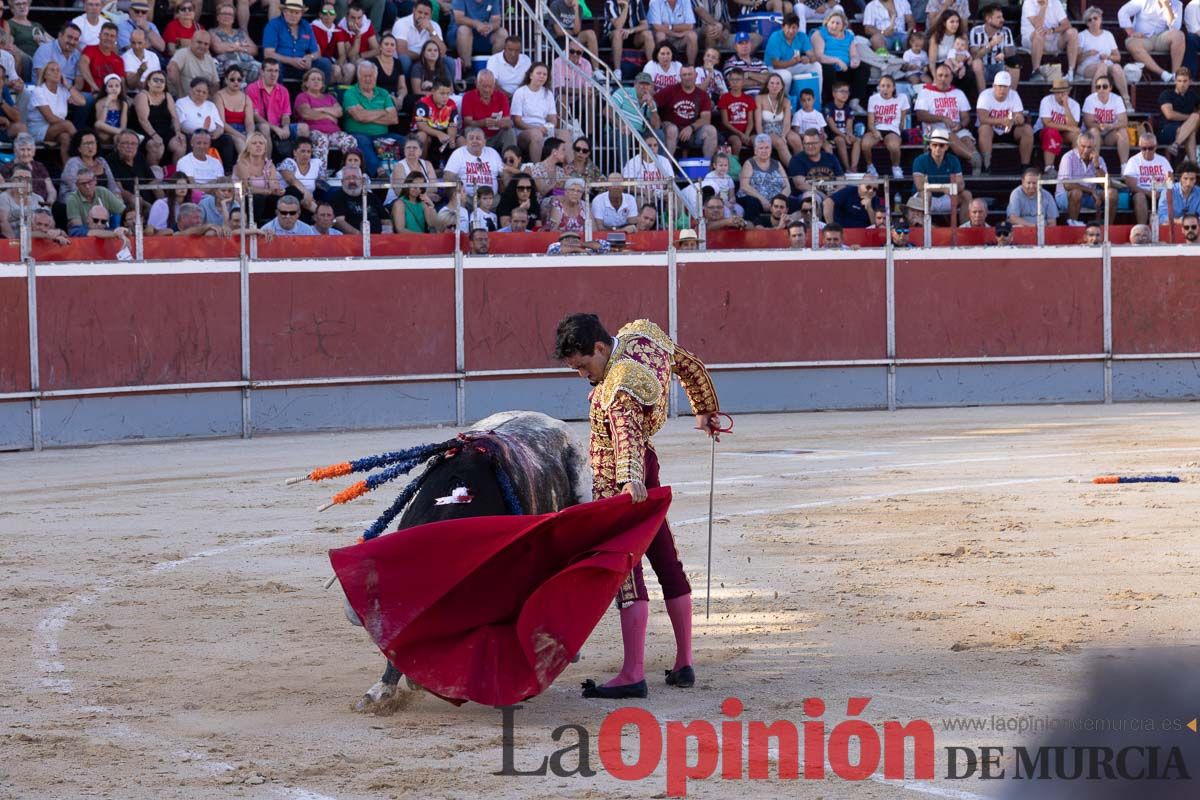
[664,665,695,688]
[581,679,648,699]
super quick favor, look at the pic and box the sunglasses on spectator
[574,146,590,153]
[90,216,107,224]
[1185,223,1199,230]
[1095,83,1110,88]
[930,142,948,148]
[278,209,298,216]
[517,185,532,191]
[179,4,193,10]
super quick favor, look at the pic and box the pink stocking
[664,594,693,671]
[604,600,648,687]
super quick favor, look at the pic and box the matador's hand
[695,412,723,441]
[621,480,648,503]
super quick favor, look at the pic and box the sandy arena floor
[3,402,1200,799]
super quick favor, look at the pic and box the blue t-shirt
[262,16,318,59]
[32,39,80,83]
[117,18,162,49]
[911,151,962,181]
[763,29,811,70]
[787,151,844,188]
[830,185,881,228]
[815,26,852,67]
[453,0,497,23]
[823,101,850,135]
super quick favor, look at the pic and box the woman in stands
[499,145,524,193]
[407,39,453,98]
[146,173,193,234]
[925,10,975,99]
[512,62,559,162]
[1083,72,1130,165]
[7,133,54,204]
[294,67,356,169]
[133,70,187,163]
[497,173,544,229]
[371,33,409,111]
[755,72,793,164]
[163,1,203,57]
[26,60,81,166]
[389,135,439,202]
[393,172,441,233]
[214,65,254,154]
[738,133,789,222]
[210,2,260,84]
[544,176,589,231]
[60,129,118,196]
[235,130,285,222]
[810,9,869,108]
[524,135,568,200]
[566,135,603,184]
[1078,7,1131,109]
[92,73,128,148]
[279,136,322,217]
[645,43,682,91]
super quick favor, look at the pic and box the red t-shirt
[82,44,124,88]
[163,20,203,47]
[460,89,511,137]
[655,84,712,129]
[717,92,756,134]
[313,24,350,59]
[416,95,459,132]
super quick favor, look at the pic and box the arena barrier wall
[2,236,1198,449]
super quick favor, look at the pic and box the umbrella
[330,488,672,706]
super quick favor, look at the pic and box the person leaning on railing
[0,166,41,239]
[1158,160,1200,221]
[592,173,640,231]
[31,207,70,246]
[66,171,124,236]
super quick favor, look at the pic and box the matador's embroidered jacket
[589,320,720,498]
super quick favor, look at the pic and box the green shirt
[66,186,125,227]
[400,196,428,233]
[9,20,47,58]
[342,84,391,137]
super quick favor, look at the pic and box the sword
[704,413,733,619]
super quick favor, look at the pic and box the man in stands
[329,166,385,233]
[787,219,807,248]
[107,129,157,209]
[32,208,71,246]
[118,0,164,51]
[912,128,973,225]
[486,36,530,96]
[461,70,514,152]
[702,193,748,229]
[312,202,343,236]
[177,130,226,183]
[993,219,1015,245]
[1180,211,1200,242]
[891,219,915,248]
[635,203,659,230]
[79,22,123,94]
[822,222,847,249]
[1129,223,1152,244]
[1120,0,1185,82]
[263,195,318,235]
[1037,77,1080,178]
[592,172,639,231]
[656,64,717,158]
[1158,68,1199,159]
[960,197,991,228]
[468,226,490,254]
[1021,0,1078,81]
[71,0,106,47]
[970,3,1021,92]
[498,206,530,232]
[1122,132,1173,223]
[443,127,503,201]
[123,28,160,92]
[248,59,308,158]
[1007,166,1059,226]
[392,0,446,73]
[1083,222,1103,245]
[915,63,981,174]
[167,28,218,96]
[1057,131,1117,223]
[764,13,812,101]
[694,0,736,52]
[453,0,507,65]
[976,72,1033,174]
[339,3,380,64]
[33,23,81,87]
[343,60,397,177]
[607,0,654,71]
[647,0,698,65]
[723,31,770,95]
[264,0,331,82]
[1158,160,1200,221]
[824,182,883,229]
[789,128,844,198]
[66,171,124,235]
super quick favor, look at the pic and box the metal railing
[812,176,893,249]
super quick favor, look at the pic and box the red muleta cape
[329,488,672,706]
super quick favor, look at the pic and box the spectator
[389,135,439,200]
[788,87,826,154]
[675,227,699,249]
[77,205,131,250]
[977,72,1033,174]
[444,126,504,199]
[512,62,558,161]
[717,68,756,155]
[71,0,105,48]
[959,197,991,227]
[545,176,589,231]
[2,136,50,206]
[9,0,48,62]
[1057,130,1117,223]
[162,1,202,57]
[723,31,770,95]
[1123,132,1173,222]
[61,129,117,196]
[79,22,122,94]
[176,77,238,167]
[499,205,531,232]
[924,0,968,30]
[392,172,440,232]
[453,0,507,64]
[1037,77,1081,177]
[66,170,124,233]
[864,0,914,53]
[764,13,813,101]
[467,226,490,254]
[656,64,717,158]
[824,81,858,171]
[486,36,531,96]
[611,72,657,164]
[993,219,1014,245]
[1021,0,1078,81]
[312,202,343,236]
[645,42,682,91]
[146,173,192,234]
[106,129,156,209]
[1129,223,1152,243]
[698,48,730,105]
[294,68,356,167]
[123,31,161,93]
[1120,0,1184,82]
[1078,7,1131,105]
[822,222,847,248]
[970,3,1021,93]
[739,134,789,220]
[702,153,739,214]
[133,71,186,163]
[408,38,454,96]
[343,60,398,178]
[551,40,594,93]
[31,208,71,246]
[757,73,793,163]
[891,219,915,247]
[33,23,81,87]
[864,75,908,180]
[567,136,603,183]
[1007,166,1058,226]
[915,63,980,174]
[811,10,868,108]
[0,166,41,239]
[635,202,658,230]
[1158,68,1199,158]
[547,229,612,253]
[340,3,381,66]
[497,173,543,228]
[1083,221,1103,244]
[928,11,974,98]
[787,219,807,248]
[215,65,254,154]
[198,184,236,225]
[693,0,735,52]
[1180,210,1200,241]
[647,0,698,66]
[92,74,127,148]
[899,30,929,87]
[262,194,318,235]
[461,70,514,152]
[173,201,229,236]
[788,127,844,197]
[1158,160,1200,220]
[912,128,973,225]
[414,77,461,165]
[27,60,80,166]
[279,136,322,215]
[210,3,261,85]
[329,165,385,233]
[592,172,639,231]
[370,34,410,109]
[622,136,673,197]
[264,0,331,83]
[167,28,218,97]
[117,0,163,52]
[176,130,226,183]
[393,0,446,74]
[548,0,600,63]
[703,192,748,229]
[470,185,499,230]
[824,181,883,228]
[1084,73,1130,165]
[235,130,285,221]
[607,0,653,71]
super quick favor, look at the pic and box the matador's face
[563,341,611,386]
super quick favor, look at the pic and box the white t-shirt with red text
[976,88,1025,131]
[914,85,971,136]
[868,92,910,135]
[443,145,504,197]
[1122,152,1173,191]
[1082,92,1127,127]
[1036,94,1081,132]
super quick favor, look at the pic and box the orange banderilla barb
[309,462,353,481]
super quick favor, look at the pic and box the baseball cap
[995,221,1014,234]
[893,220,910,233]
[634,72,653,85]
[993,71,1012,87]
[734,31,751,43]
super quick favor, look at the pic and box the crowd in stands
[8,0,1200,252]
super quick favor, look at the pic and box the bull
[338,411,590,711]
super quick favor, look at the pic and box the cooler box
[472,56,490,75]
[788,69,821,103]
[736,12,782,41]
[679,158,709,181]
